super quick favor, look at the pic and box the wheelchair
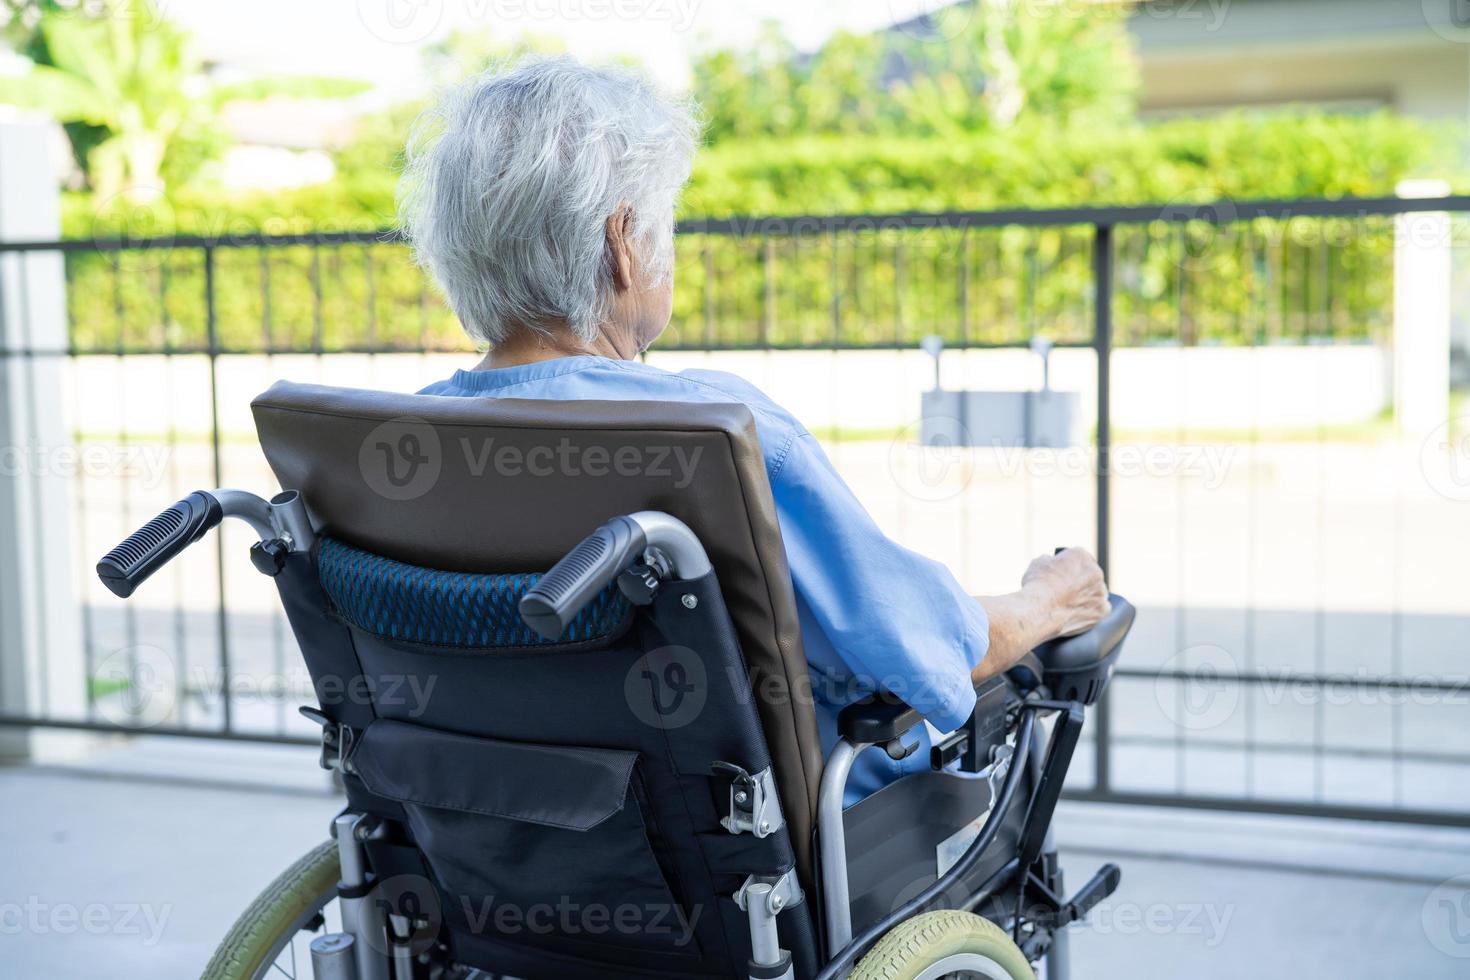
[97,381,1135,980]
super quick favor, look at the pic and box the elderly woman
[401,57,1109,802]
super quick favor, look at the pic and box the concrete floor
[3,737,1469,979]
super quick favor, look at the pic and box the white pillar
[1392,179,1452,439]
[0,122,85,760]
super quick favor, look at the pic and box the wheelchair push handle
[520,512,714,642]
[96,488,316,599]
[96,492,224,598]
[519,516,648,641]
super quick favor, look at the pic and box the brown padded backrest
[251,380,823,886]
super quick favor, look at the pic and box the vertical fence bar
[1093,222,1114,794]
[703,240,715,348]
[111,254,140,678]
[762,236,775,347]
[958,227,970,345]
[310,245,324,355]
[204,245,232,733]
[162,253,188,725]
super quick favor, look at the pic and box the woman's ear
[605,208,636,291]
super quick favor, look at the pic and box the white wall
[0,123,84,755]
[65,345,1391,440]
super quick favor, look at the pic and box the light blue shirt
[421,356,990,803]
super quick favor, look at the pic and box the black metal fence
[2,195,1468,828]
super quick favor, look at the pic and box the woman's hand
[973,548,1111,685]
[1021,547,1111,638]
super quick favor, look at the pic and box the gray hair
[397,57,699,347]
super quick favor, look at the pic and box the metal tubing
[1091,222,1113,795]
[629,510,712,579]
[334,813,387,980]
[745,882,782,966]
[388,914,415,980]
[1031,724,1070,980]
[816,738,868,953]
[210,488,275,540]
[310,933,359,980]
[268,489,317,551]
[211,487,316,551]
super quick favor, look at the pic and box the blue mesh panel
[316,537,631,648]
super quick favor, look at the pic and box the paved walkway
[4,737,1469,978]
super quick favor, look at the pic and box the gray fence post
[0,122,85,759]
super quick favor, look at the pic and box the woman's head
[398,57,699,355]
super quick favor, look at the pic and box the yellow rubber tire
[849,910,1036,980]
[200,840,340,980]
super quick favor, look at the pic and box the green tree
[690,22,804,142]
[0,0,367,201]
[690,1,1139,142]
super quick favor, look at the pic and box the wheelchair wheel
[201,840,341,980]
[850,910,1035,980]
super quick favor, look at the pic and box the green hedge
[60,110,1448,353]
[682,111,1438,215]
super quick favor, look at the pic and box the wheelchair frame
[99,487,1124,980]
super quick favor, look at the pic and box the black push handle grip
[96,491,223,598]
[519,516,647,641]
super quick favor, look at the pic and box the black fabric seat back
[250,382,824,978]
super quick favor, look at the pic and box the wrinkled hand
[1021,547,1110,638]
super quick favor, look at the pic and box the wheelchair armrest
[837,691,923,745]
[1033,594,1135,671]
[1029,593,1136,705]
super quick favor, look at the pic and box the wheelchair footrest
[1062,862,1120,925]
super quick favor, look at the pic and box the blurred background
[1,0,1469,976]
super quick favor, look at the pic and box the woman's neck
[474,322,638,370]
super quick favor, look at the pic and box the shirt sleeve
[770,431,990,732]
